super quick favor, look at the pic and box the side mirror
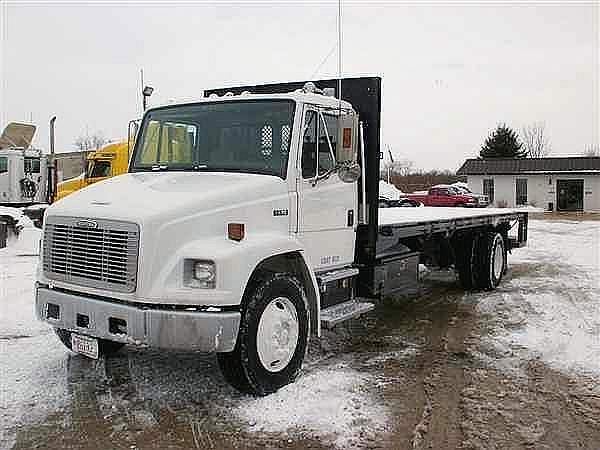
[337,161,361,183]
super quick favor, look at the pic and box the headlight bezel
[184,259,216,289]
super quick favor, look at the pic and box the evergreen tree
[480,124,526,158]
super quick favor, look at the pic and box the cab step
[320,299,375,329]
[316,267,359,291]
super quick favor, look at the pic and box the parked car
[447,183,489,207]
[401,185,480,207]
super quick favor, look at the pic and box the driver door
[296,106,358,271]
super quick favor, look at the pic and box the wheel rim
[492,237,504,280]
[256,297,299,372]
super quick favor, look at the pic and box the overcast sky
[1,1,598,171]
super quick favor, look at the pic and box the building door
[516,178,528,206]
[557,180,583,211]
[483,179,495,205]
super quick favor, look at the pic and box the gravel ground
[1,218,599,449]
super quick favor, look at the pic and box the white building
[457,157,600,212]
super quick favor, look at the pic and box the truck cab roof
[148,90,355,113]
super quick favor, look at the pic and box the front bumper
[35,286,241,352]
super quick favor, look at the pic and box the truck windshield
[131,100,295,179]
[88,160,112,178]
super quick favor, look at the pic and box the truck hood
[48,171,288,223]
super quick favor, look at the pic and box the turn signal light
[228,223,245,241]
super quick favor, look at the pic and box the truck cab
[56,141,130,201]
[0,122,48,206]
[36,82,364,395]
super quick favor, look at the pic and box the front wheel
[217,273,309,396]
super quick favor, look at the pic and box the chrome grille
[43,216,139,293]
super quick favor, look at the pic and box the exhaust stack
[47,116,57,204]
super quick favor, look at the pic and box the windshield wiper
[151,164,169,171]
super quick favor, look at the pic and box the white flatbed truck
[35,77,528,395]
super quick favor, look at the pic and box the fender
[144,232,321,316]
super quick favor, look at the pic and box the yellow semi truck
[56,140,130,201]
[56,123,193,201]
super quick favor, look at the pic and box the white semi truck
[0,123,49,206]
[35,78,528,395]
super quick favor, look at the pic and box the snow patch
[0,249,68,448]
[236,366,389,448]
[475,219,600,378]
[379,180,403,200]
[0,206,41,256]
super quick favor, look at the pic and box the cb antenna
[337,0,342,109]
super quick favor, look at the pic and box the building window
[24,157,41,173]
[483,179,494,204]
[516,178,528,205]
[0,157,7,174]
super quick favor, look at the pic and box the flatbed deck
[377,206,528,240]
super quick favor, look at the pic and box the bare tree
[582,144,600,157]
[74,131,107,151]
[521,122,551,158]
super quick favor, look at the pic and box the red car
[401,186,479,207]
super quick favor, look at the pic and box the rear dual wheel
[473,232,506,290]
[455,231,506,290]
[217,273,309,396]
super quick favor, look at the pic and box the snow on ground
[0,211,67,449]
[475,219,600,378]
[0,209,390,449]
[1,215,599,448]
[236,365,389,448]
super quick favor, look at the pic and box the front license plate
[71,333,99,359]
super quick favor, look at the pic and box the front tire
[217,273,309,396]
[54,328,125,356]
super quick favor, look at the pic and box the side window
[0,157,7,174]
[318,114,337,175]
[301,110,339,180]
[24,157,41,173]
[302,111,317,179]
[516,178,528,205]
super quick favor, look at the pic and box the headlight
[184,260,216,289]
